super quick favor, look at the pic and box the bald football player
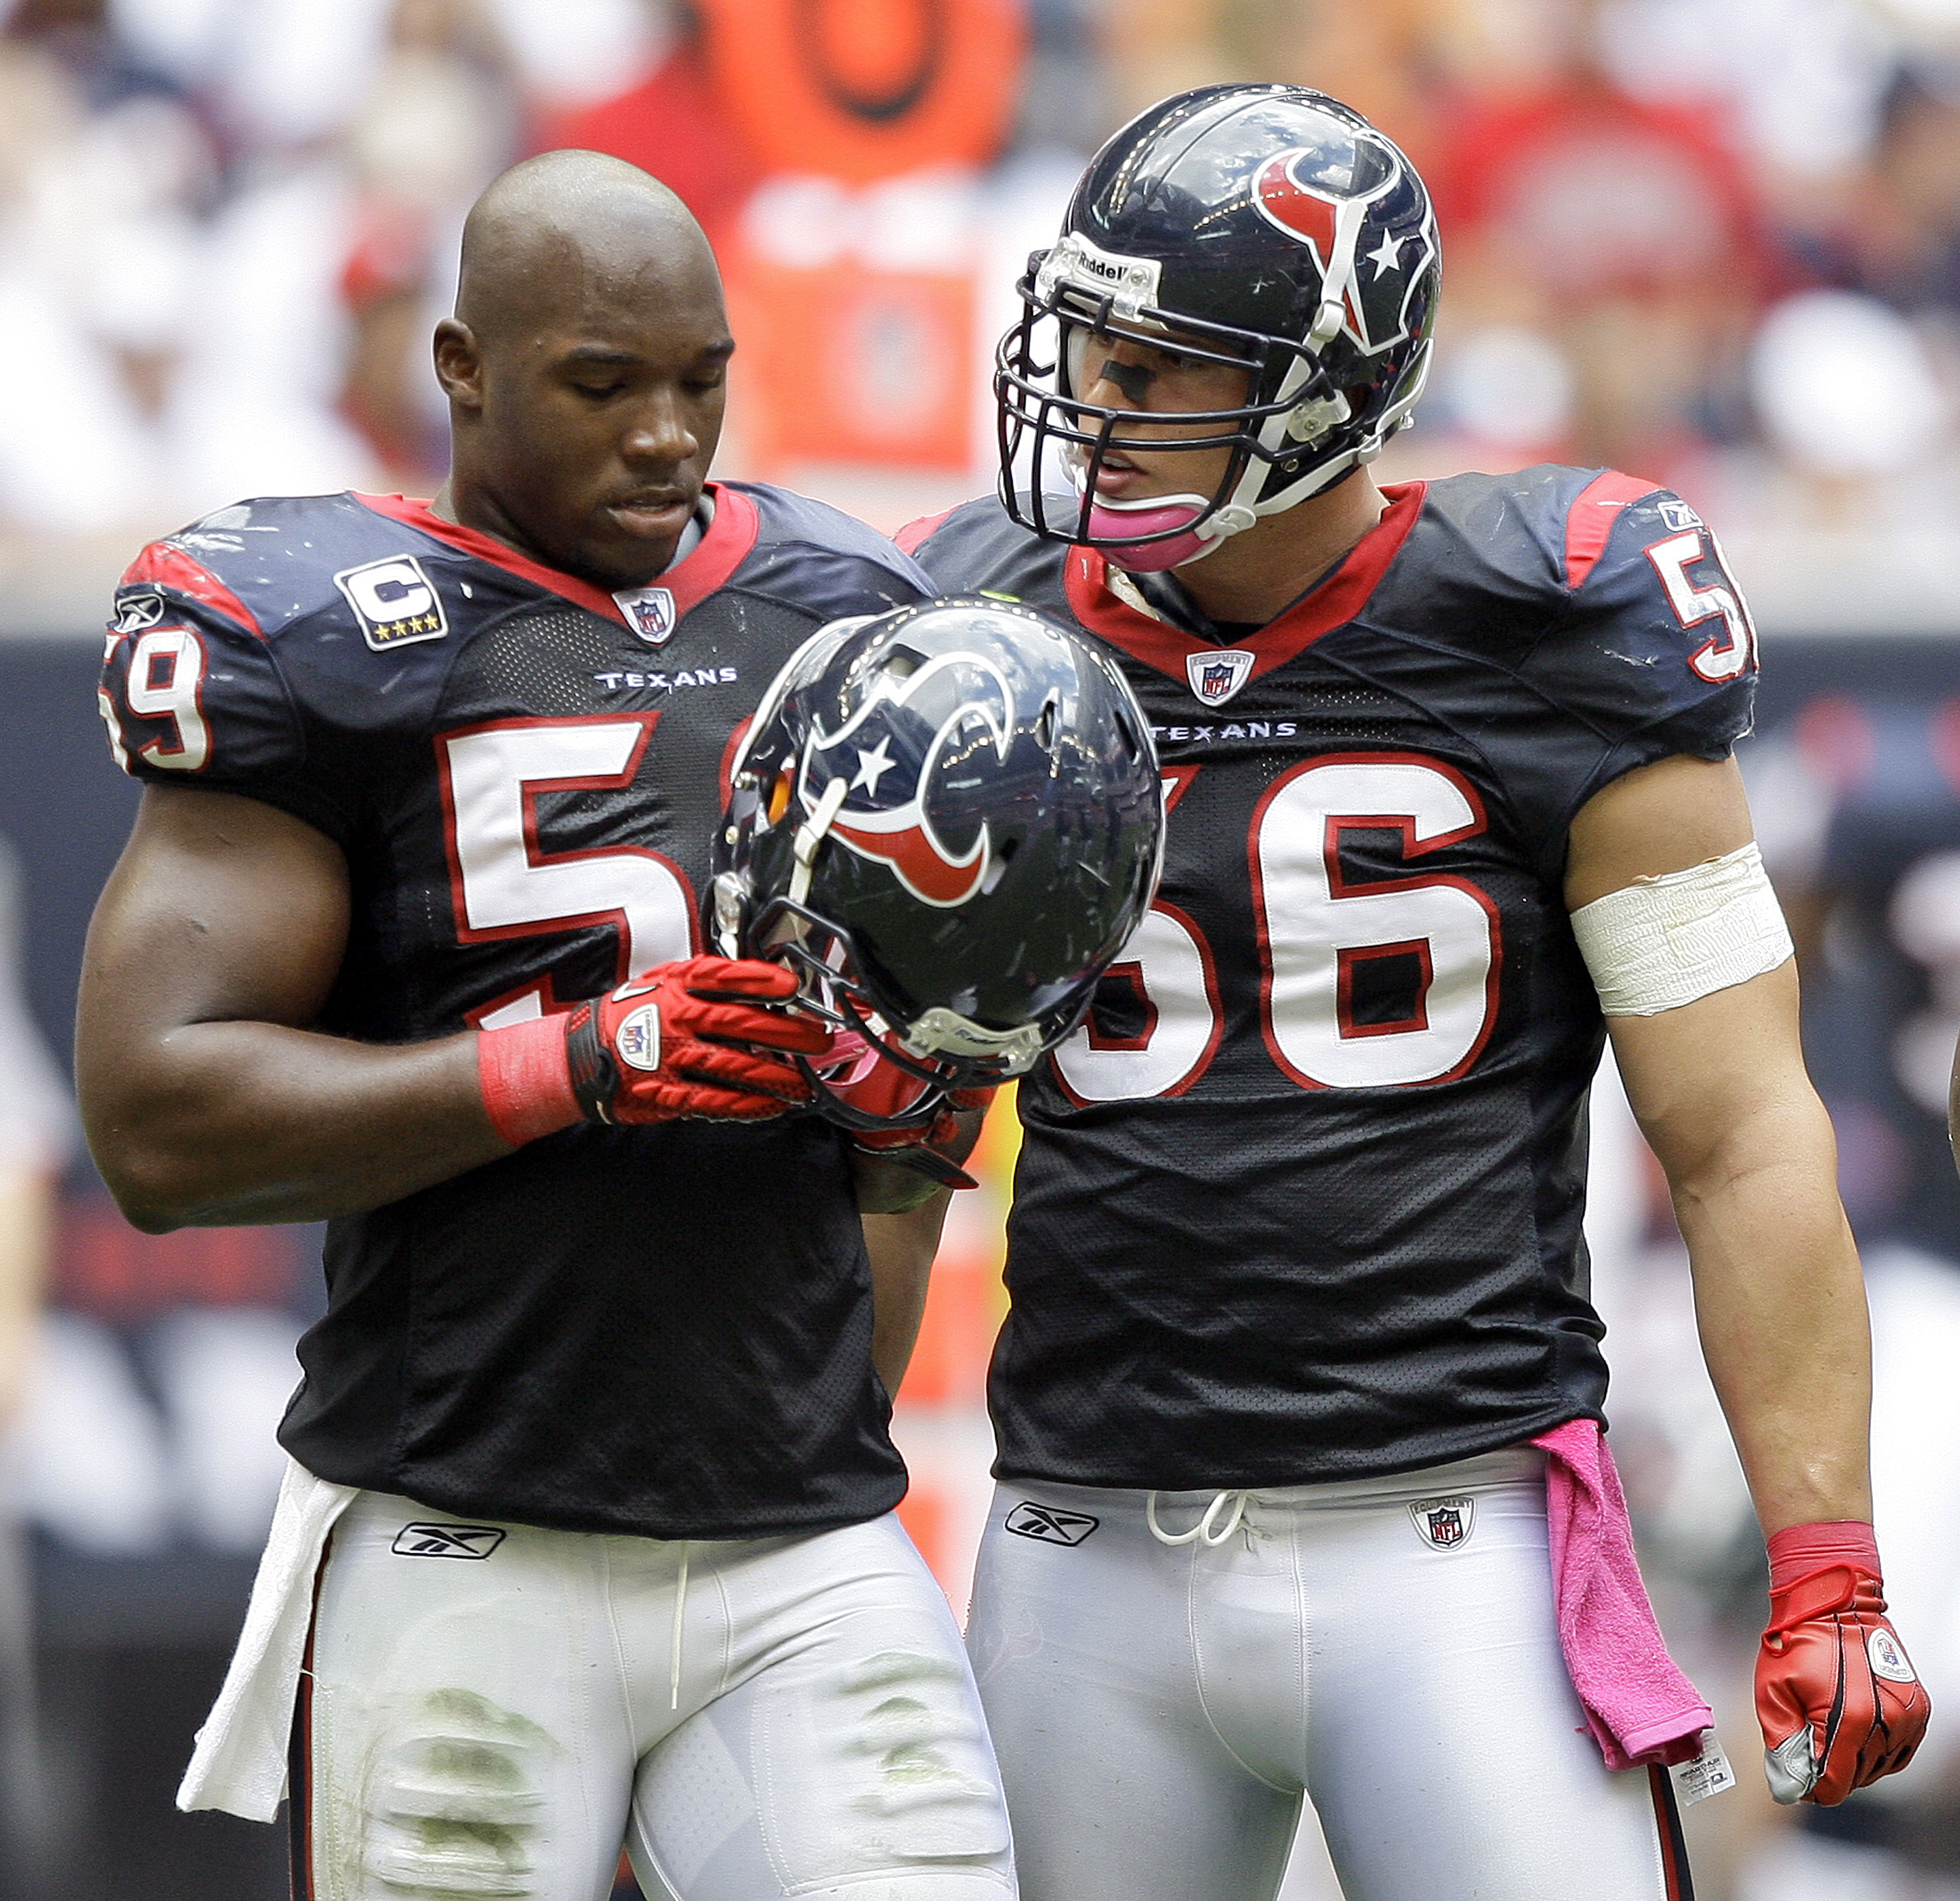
[80,150,1012,1901]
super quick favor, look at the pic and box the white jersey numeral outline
[118,625,211,772]
[1051,754,1499,1100]
[1646,528,1757,683]
[437,716,696,1028]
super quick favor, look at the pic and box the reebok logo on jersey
[391,1522,506,1559]
[1409,1497,1474,1550]
[1186,649,1254,707]
[336,555,449,649]
[613,584,678,645]
[1004,1501,1100,1546]
[112,591,166,635]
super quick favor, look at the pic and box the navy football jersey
[99,483,930,1539]
[907,468,1757,1487]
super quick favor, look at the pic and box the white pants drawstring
[669,1540,690,1710]
[1145,1488,1252,1547]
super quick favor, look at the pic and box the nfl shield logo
[1868,1628,1917,1683]
[1411,1497,1474,1550]
[614,1003,662,1072]
[1185,647,1254,707]
[613,585,678,645]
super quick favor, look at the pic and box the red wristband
[1767,1521,1882,1594]
[477,1015,581,1148]
[1765,1520,1884,1636]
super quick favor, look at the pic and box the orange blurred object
[726,252,976,472]
[531,41,765,244]
[694,0,1025,184]
[898,1250,997,1405]
[894,1481,950,1580]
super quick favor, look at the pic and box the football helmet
[996,83,1441,570]
[711,598,1162,1128]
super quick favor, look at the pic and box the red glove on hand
[477,957,826,1140]
[1756,1520,1931,1805]
[823,1034,994,1188]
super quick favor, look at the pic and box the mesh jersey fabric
[98,483,931,1539]
[909,468,1756,1487]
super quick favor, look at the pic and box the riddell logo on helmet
[1045,234,1162,317]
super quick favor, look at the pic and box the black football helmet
[997,83,1441,570]
[711,598,1162,1128]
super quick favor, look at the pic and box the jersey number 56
[1053,756,1499,1099]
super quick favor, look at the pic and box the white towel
[177,1457,357,1821]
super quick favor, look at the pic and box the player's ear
[433,318,485,410]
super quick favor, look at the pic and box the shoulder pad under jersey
[733,482,936,623]
[99,493,480,840]
[897,494,1064,604]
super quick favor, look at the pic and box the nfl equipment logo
[615,1003,661,1072]
[1411,1497,1474,1550]
[1869,1629,1918,1683]
[613,584,678,645]
[1185,648,1254,707]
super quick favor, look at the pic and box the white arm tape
[1570,841,1793,1018]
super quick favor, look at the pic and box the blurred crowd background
[3,0,1960,1896]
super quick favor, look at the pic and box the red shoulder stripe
[353,484,762,628]
[122,542,264,638]
[1062,481,1426,687]
[1564,471,1660,592]
[895,508,955,557]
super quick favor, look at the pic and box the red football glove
[821,1033,994,1188]
[1756,1521,1931,1805]
[477,957,826,1140]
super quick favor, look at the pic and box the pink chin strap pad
[1087,499,1214,573]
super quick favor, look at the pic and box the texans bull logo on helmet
[797,651,1015,907]
[1250,129,1437,357]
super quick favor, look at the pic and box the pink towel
[1532,1418,1712,1770]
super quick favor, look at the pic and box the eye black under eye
[1098,357,1156,405]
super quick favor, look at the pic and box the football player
[901,85,1929,1901]
[77,152,1017,1901]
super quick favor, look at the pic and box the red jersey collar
[1062,480,1426,685]
[354,483,760,629]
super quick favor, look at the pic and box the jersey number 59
[1053,756,1499,1099]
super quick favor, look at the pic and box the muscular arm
[1567,755,1872,1535]
[77,785,507,1231]
[853,1107,987,1395]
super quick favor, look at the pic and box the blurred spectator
[532,2,762,247]
[1421,22,1765,487]
[338,0,520,483]
[0,7,208,540]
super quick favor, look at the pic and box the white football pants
[966,1448,1692,1901]
[294,1493,1016,1901]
